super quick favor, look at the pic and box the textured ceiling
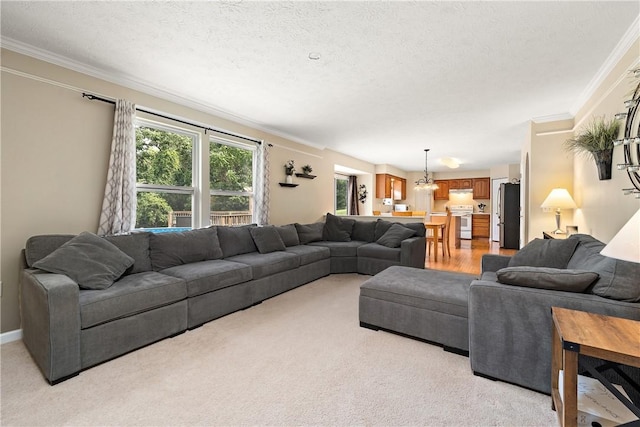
[2,1,639,172]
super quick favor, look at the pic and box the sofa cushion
[508,238,578,269]
[33,232,135,290]
[357,242,401,262]
[374,219,395,241]
[403,222,427,238]
[105,232,152,275]
[567,234,640,302]
[496,266,599,292]
[78,271,186,328]
[149,228,223,270]
[24,234,75,267]
[351,221,376,243]
[275,224,300,247]
[295,222,324,244]
[323,213,355,242]
[216,224,258,258]
[376,223,417,248]
[308,241,365,257]
[226,251,300,280]
[374,220,426,240]
[161,259,253,297]
[249,226,286,254]
[284,245,331,265]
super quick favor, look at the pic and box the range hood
[449,188,473,194]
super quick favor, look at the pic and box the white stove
[449,205,474,239]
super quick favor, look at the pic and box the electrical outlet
[542,207,553,213]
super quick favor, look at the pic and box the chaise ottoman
[359,265,476,354]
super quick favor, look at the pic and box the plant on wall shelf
[564,116,620,180]
[301,164,313,175]
[284,160,295,175]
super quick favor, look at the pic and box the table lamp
[600,208,640,263]
[541,188,577,234]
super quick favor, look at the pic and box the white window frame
[209,137,256,224]
[135,118,201,228]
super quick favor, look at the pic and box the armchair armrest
[21,269,81,384]
[401,236,426,269]
[480,254,511,273]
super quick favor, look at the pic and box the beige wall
[523,39,640,244]
[0,49,376,333]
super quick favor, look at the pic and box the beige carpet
[1,274,556,426]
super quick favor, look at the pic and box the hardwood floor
[425,238,517,276]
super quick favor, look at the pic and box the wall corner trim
[1,329,23,345]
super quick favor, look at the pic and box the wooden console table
[551,307,640,427]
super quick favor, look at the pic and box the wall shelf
[279,183,299,188]
[295,173,316,179]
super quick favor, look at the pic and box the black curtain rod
[82,93,262,145]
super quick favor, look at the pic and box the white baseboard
[1,329,22,345]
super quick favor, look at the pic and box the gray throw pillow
[216,224,258,258]
[376,223,417,248]
[323,213,355,242]
[295,222,324,244]
[250,226,286,254]
[374,219,394,241]
[32,231,134,290]
[274,224,300,247]
[149,228,223,270]
[496,266,599,292]
[508,238,579,269]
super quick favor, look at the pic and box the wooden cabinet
[472,214,490,238]
[434,180,450,200]
[375,174,406,200]
[459,178,473,189]
[472,178,490,199]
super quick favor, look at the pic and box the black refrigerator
[499,183,520,249]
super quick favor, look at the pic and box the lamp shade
[540,188,577,209]
[600,208,640,263]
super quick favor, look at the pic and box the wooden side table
[551,307,640,427]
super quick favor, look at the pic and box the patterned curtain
[253,142,270,225]
[97,100,137,235]
[347,175,359,215]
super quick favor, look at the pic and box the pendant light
[414,149,439,191]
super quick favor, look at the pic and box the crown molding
[531,112,574,123]
[570,14,640,116]
[1,37,326,151]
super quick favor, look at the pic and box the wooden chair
[411,211,426,217]
[426,208,452,258]
[373,210,381,216]
[392,211,412,216]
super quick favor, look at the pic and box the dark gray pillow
[508,238,579,269]
[105,232,152,275]
[374,219,394,241]
[32,231,134,290]
[250,226,286,254]
[497,266,599,292]
[376,223,417,248]
[24,234,75,267]
[216,224,258,258]
[275,224,300,247]
[149,228,223,270]
[323,213,355,242]
[352,221,376,242]
[295,222,324,244]
[403,222,426,238]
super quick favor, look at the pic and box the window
[334,175,348,215]
[135,120,198,229]
[209,138,255,226]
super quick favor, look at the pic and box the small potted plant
[284,160,295,183]
[301,165,313,175]
[564,116,620,180]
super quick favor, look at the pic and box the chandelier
[414,149,439,191]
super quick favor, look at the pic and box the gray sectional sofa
[20,214,426,384]
[359,233,640,397]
